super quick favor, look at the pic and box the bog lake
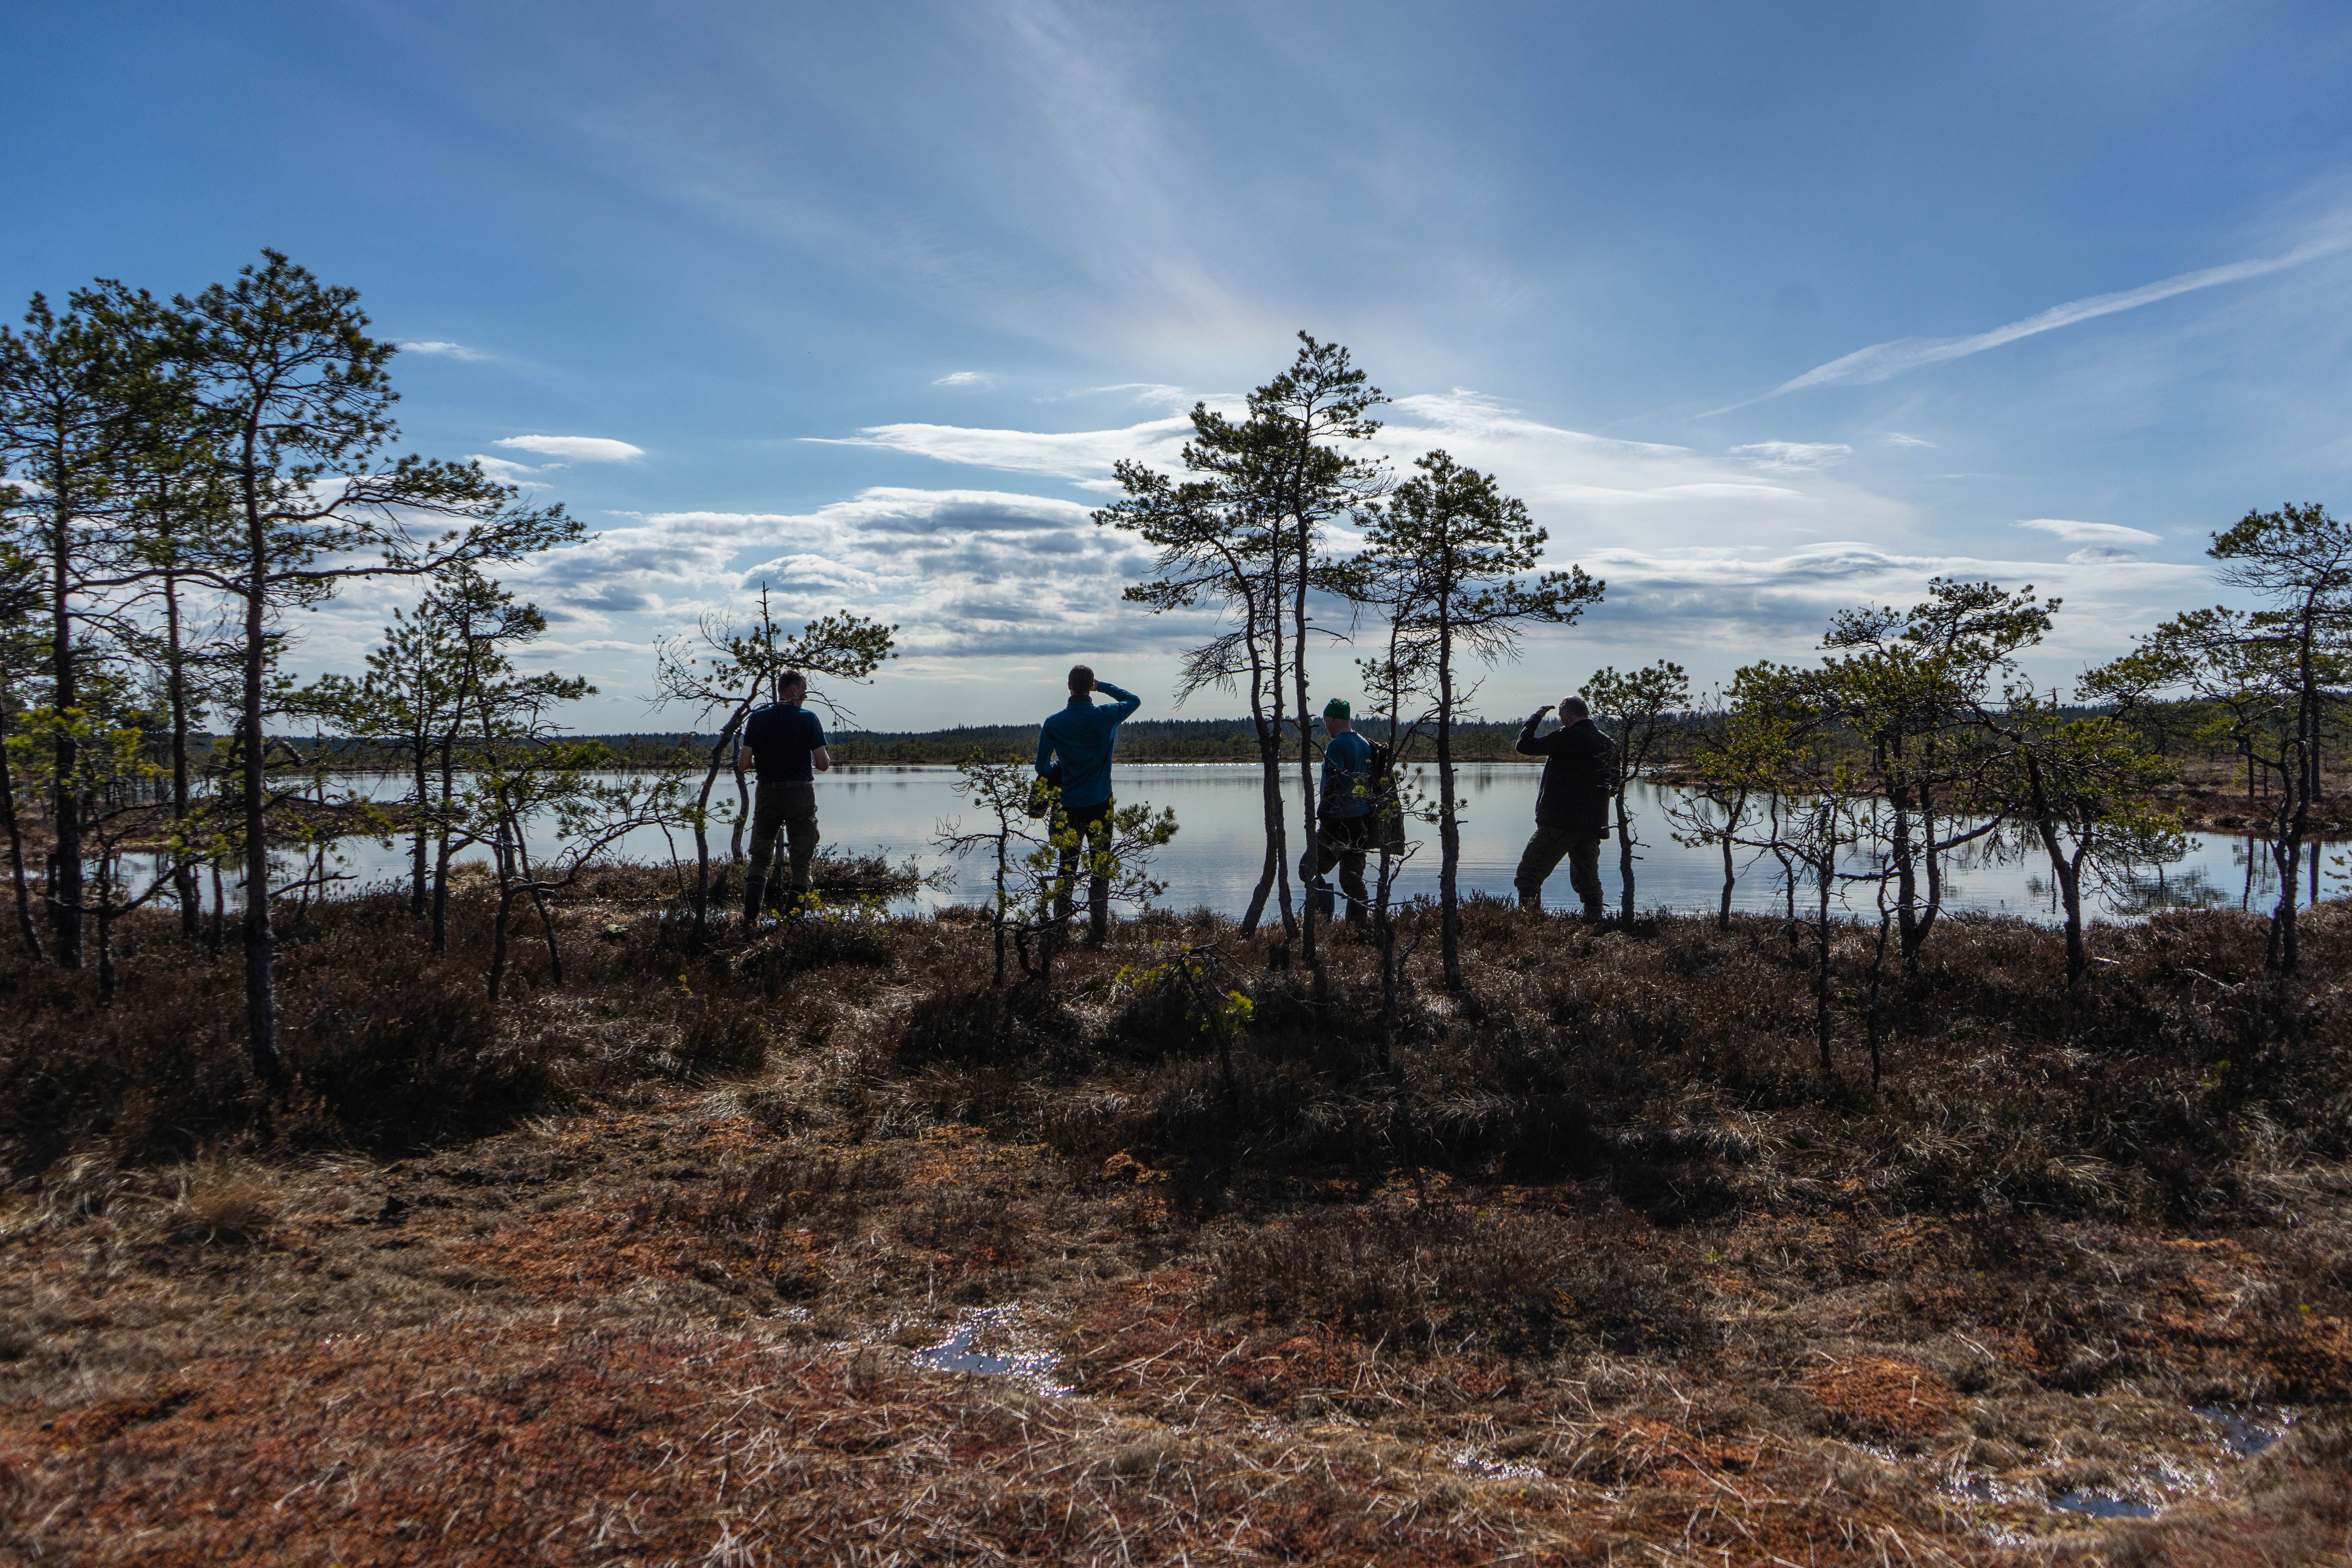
[282,762,2321,925]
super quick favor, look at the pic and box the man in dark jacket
[1513,695,1613,918]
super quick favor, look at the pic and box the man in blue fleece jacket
[1036,664,1142,946]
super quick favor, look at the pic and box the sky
[10,1,2352,731]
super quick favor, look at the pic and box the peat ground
[3,866,2350,1565]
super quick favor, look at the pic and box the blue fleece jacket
[1035,682,1142,809]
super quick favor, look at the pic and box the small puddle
[2050,1490,2159,1519]
[2195,1405,2293,1457]
[909,1306,1072,1397]
[1450,1448,1545,1482]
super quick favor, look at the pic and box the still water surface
[296,763,2314,924]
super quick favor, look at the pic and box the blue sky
[12,1,2352,730]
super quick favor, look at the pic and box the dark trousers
[1515,823,1604,916]
[1308,811,1372,923]
[749,779,820,906]
[1056,799,1113,944]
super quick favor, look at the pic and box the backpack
[1366,741,1408,855]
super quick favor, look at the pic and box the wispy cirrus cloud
[1730,441,1852,472]
[1711,230,2352,414]
[933,370,989,386]
[400,339,488,360]
[495,434,647,463]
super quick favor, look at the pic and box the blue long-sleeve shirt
[1319,730,1374,818]
[1036,682,1141,809]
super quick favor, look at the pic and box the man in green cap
[1307,697,1374,924]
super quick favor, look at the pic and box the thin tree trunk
[432,735,457,954]
[0,685,42,960]
[1888,742,1919,960]
[165,569,201,939]
[96,854,117,1004]
[1717,795,1738,933]
[729,762,749,863]
[1292,507,1322,993]
[409,743,430,917]
[689,704,751,942]
[1866,903,1891,1092]
[1814,839,1835,1076]
[1437,618,1463,991]
[1243,717,1289,936]
[238,533,284,1085]
[48,505,82,969]
[1914,767,1943,970]
[1615,780,1635,920]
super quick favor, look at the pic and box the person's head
[1067,664,1095,697]
[779,670,808,702]
[1323,697,1353,733]
[1560,695,1590,721]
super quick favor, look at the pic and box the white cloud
[811,416,1196,483]
[1753,232,2352,404]
[1730,441,1853,472]
[809,388,1889,560]
[933,370,988,386]
[495,434,647,462]
[1054,383,1201,410]
[1576,539,2207,662]
[503,486,1172,660]
[401,340,487,361]
[1884,432,1936,448]
[2014,517,2163,546]
[468,454,547,486]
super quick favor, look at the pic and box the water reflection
[119,764,2337,926]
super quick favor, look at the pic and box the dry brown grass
[3,876,2350,1562]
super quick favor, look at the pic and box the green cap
[1323,698,1352,720]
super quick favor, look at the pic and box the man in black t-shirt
[733,670,831,921]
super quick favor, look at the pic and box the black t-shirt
[743,702,826,782]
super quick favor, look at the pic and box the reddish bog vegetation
[4,874,2350,1564]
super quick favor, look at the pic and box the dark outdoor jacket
[1517,715,1614,835]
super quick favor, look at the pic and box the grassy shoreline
[3,873,2349,1562]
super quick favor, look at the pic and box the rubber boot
[742,872,766,929]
